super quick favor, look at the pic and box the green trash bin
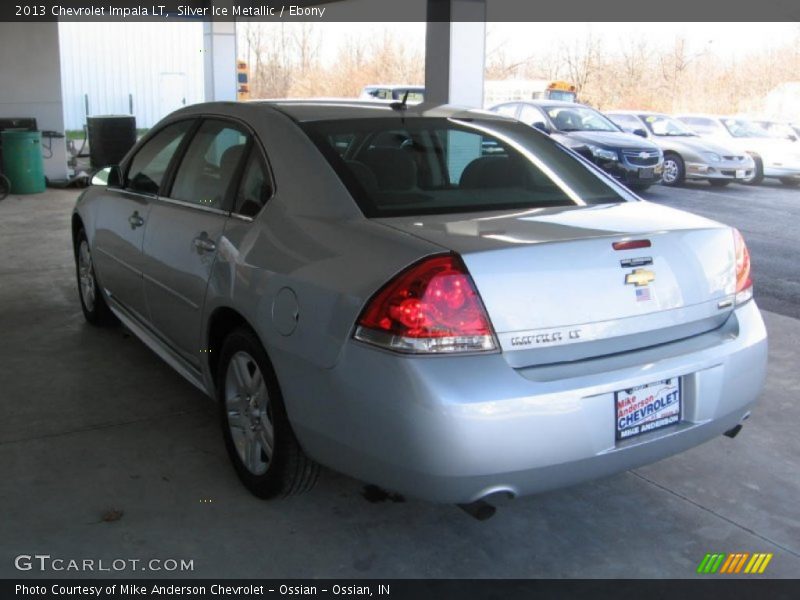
[1,130,46,194]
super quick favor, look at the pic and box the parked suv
[491,101,663,191]
[607,111,754,187]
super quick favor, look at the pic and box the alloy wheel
[224,351,274,475]
[78,240,96,312]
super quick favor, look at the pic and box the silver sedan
[607,111,755,187]
[73,101,767,505]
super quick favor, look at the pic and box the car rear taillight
[733,228,753,304]
[354,254,497,354]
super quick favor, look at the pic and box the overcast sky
[304,21,800,65]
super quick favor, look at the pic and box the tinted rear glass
[301,117,632,218]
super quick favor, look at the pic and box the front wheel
[661,153,685,187]
[218,327,319,499]
[75,230,118,326]
[742,155,764,185]
[0,174,10,200]
[779,177,800,187]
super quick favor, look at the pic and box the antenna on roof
[390,90,411,112]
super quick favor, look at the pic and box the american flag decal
[636,287,651,301]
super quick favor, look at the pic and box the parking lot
[0,182,798,579]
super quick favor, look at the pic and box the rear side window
[233,151,271,218]
[492,104,518,118]
[169,120,249,209]
[126,121,192,194]
[301,117,633,218]
[518,104,546,127]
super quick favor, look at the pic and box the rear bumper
[282,301,768,504]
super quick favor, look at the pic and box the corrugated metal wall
[59,22,205,131]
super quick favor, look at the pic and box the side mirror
[632,128,648,138]
[532,122,550,135]
[91,165,122,188]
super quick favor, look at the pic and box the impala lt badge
[625,268,655,287]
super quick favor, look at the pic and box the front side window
[126,120,192,195]
[170,120,249,209]
[492,104,519,118]
[518,104,547,128]
[301,117,633,218]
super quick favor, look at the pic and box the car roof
[674,113,730,120]
[362,84,425,90]
[247,100,508,123]
[512,100,587,109]
[606,110,668,117]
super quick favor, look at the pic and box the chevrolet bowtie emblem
[625,268,655,287]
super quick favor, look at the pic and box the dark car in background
[489,100,663,191]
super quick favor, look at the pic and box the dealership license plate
[736,169,746,178]
[639,167,654,179]
[615,378,681,440]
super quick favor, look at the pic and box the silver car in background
[607,111,754,187]
[72,101,767,505]
[676,113,800,186]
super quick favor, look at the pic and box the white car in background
[675,114,800,186]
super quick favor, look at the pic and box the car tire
[708,180,730,188]
[779,178,800,187]
[742,155,764,185]
[661,153,685,187]
[218,327,319,499]
[0,173,10,200]
[75,229,118,326]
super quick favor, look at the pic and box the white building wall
[0,23,68,181]
[59,22,205,131]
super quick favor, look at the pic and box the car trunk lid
[376,201,736,367]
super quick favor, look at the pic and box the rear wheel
[779,177,800,187]
[218,327,319,498]
[75,229,118,326]
[742,155,764,185]
[708,179,730,188]
[661,153,685,187]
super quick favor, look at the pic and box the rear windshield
[300,117,633,218]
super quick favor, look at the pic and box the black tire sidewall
[662,153,685,187]
[75,229,115,325]
[743,155,764,185]
[216,327,295,499]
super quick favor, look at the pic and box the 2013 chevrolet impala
[72,101,767,504]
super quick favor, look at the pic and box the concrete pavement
[0,189,798,578]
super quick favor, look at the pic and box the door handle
[128,211,145,229]
[192,235,217,253]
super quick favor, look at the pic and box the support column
[425,0,486,107]
[203,18,237,102]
